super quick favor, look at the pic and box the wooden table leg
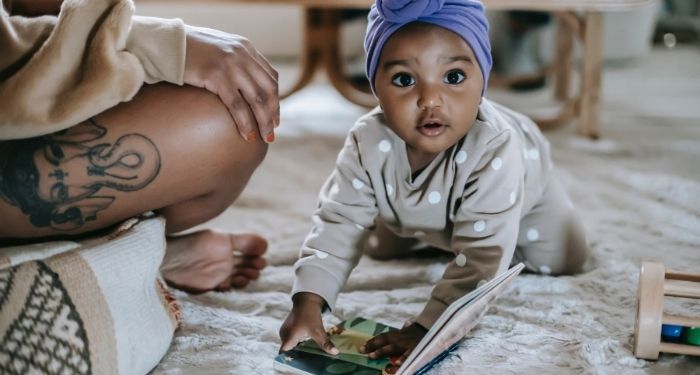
[319,9,377,107]
[554,12,575,101]
[281,8,324,99]
[579,11,603,139]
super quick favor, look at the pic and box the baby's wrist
[292,292,326,311]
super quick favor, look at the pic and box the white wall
[135,2,366,59]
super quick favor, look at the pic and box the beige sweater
[0,0,186,140]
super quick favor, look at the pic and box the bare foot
[161,230,267,293]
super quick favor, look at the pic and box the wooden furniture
[634,262,700,360]
[142,0,654,138]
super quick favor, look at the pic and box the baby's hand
[359,323,428,365]
[279,292,339,355]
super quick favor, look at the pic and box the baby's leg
[514,176,589,275]
[363,221,421,260]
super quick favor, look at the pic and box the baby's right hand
[279,292,339,355]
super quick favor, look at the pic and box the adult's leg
[514,175,590,275]
[0,83,269,291]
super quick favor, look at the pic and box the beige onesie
[292,98,588,329]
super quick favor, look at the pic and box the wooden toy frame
[634,262,700,359]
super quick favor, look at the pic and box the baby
[279,0,589,364]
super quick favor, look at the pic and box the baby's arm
[280,130,379,353]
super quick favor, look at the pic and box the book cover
[275,263,524,375]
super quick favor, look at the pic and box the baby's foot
[161,230,267,293]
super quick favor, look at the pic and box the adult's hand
[184,25,280,143]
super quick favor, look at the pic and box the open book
[274,263,525,375]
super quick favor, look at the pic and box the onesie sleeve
[291,129,379,310]
[415,129,524,329]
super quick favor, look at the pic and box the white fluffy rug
[153,48,700,374]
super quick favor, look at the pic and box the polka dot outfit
[292,98,589,329]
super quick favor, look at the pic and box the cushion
[0,215,178,374]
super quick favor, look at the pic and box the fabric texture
[364,0,492,95]
[0,215,178,374]
[291,98,573,329]
[0,0,186,140]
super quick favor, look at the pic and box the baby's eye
[391,73,415,87]
[444,70,466,85]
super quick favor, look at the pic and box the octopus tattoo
[0,119,161,231]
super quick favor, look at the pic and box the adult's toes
[237,256,267,270]
[230,234,268,256]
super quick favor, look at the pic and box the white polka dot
[527,228,540,242]
[509,191,517,205]
[539,265,552,275]
[428,191,441,204]
[455,150,468,164]
[473,220,486,233]
[491,157,503,170]
[315,250,329,259]
[414,231,425,237]
[527,148,540,160]
[330,183,339,196]
[378,139,392,153]
[455,254,467,267]
[368,235,379,248]
[386,184,394,196]
[352,179,364,190]
[477,279,488,288]
[355,224,364,230]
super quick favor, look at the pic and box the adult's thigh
[0,84,267,240]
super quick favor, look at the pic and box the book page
[398,263,525,374]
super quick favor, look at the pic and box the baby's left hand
[359,322,428,365]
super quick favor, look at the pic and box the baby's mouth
[418,122,447,137]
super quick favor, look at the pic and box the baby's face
[375,23,484,159]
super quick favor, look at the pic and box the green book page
[294,317,396,371]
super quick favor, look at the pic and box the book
[274,263,525,375]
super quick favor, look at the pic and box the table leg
[281,8,324,99]
[319,9,377,107]
[579,11,603,139]
[554,12,575,101]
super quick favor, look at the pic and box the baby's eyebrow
[443,55,473,64]
[382,59,411,70]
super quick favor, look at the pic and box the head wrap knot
[365,0,492,96]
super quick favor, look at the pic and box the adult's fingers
[221,89,258,142]
[236,67,277,142]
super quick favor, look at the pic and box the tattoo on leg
[0,119,161,231]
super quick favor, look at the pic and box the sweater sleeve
[415,129,524,329]
[291,129,379,310]
[0,0,185,140]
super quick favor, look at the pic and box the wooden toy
[686,327,700,346]
[634,262,700,359]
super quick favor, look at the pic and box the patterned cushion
[0,215,179,374]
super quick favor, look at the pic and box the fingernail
[330,348,339,355]
[266,132,275,143]
[246,131,256,142]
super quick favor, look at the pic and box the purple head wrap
[364,0,492,96]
